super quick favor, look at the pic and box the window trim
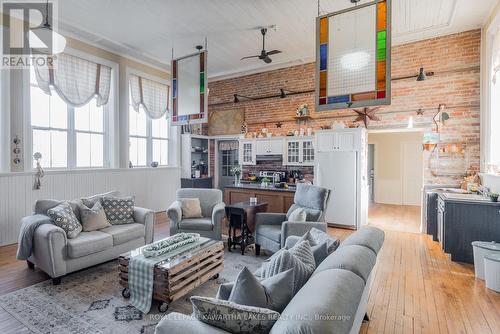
[24,47,119,171]
[125,67,171,167]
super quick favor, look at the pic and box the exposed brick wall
[208,30,481,184]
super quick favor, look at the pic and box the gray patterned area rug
[0,248,267,334]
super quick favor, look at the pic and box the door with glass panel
[218,141,239,190]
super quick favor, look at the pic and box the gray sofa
[24,191,154,284]
[167,188,225,241]
[155,226,385,334]
[255,183,331,254]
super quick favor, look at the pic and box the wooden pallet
[118,240,224,309]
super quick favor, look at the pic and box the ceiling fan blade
[266,50,282,56]
[263,56,272,64]
[240,55,260,60]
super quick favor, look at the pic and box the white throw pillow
[179,198,203,218]
[288,208,307,222]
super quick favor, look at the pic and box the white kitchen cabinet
[284,137,315,166]
[316,129,361,152]
[239,140,256,165]
[255,138,284,155]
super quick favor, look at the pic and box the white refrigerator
[315,151,362,229]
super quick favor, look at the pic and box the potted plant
[490,193,499,202]
[230,165,241,186]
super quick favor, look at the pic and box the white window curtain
[34,53,111,107]
[129,74,169,119]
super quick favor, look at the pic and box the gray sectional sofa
[21,191,154,284]
[155,226,385,334]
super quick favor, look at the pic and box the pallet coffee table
[118,237,224,312]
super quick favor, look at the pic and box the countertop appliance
[314,128,367,230]
[259,171,287,183]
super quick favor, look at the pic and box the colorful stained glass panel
[320,17,328,44]
[377,1,387,31]
[320,44,328,71]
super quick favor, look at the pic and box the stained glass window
[316,0,391,111]
[171,51,208,125]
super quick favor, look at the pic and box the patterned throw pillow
[78,201,111,232]
[191,296,280,334]
[263,240,315,294]
[102,196,135,225]
[47,202,82,239]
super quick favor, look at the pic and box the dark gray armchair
[167,188,225,240]
[255,183,331,254]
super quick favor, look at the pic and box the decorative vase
[234,174,240,186]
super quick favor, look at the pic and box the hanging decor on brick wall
[316,0,391,111]
[171,49,208,125]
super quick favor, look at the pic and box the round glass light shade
[340,51,370,71]
[29,27,66,54]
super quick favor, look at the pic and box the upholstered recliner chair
[167,188,225,240]
[255,183,331,254]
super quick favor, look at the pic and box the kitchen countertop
[438,192,500,205]
[225,183,297,193]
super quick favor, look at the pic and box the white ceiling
[57,0,496,79]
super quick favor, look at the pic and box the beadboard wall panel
[0,167,180,246]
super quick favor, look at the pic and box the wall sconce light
[280,89,286,98]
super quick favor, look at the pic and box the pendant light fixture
[29,0,66,54]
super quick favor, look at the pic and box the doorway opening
[367,130,424,233]
[217,140,239,191]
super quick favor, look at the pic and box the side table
[225,201,268,255]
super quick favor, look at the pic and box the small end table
[225,201,268,255]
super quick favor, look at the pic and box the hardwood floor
[1,211,499,333]
[369,203,421,234]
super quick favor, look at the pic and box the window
[30,67,108,169]
[128,100,169,167]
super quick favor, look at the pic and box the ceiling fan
[241,28,282,64]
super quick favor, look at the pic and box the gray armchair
[167,188,225,240]
[255,183,331,254]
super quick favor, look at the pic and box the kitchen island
[224,183,296,213]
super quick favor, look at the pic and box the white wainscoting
[0,167,181,246]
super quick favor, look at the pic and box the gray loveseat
[155,226,385,334]
[22,191,154,284]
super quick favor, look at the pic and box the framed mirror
[316,0,391,111]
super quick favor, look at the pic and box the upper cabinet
[315,129,362,152]
[239,139,256,165]
[255,138,284,155]
[284,137,315,166]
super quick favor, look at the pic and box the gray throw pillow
[263,240,315,294]
[47,202,82,239]
[102,196,135,225]
[288,208,307,222]
[297,231,329,266]
[309,227,340,254]
[81,190,121,208]
[228,267,294,313]
[78,201,111,232]
[191,296,280,334]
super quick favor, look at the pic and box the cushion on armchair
[179,198,203,218]
[179,218,213,231]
